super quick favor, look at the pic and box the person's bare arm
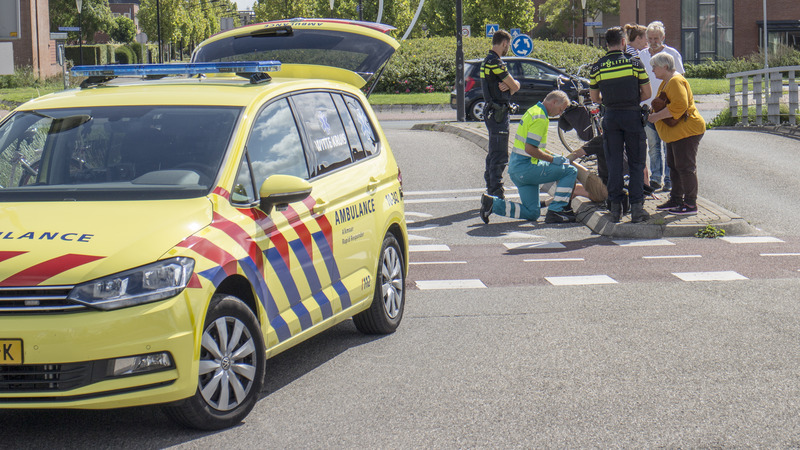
[499,74,521,95]
[590,89,601,104]
[640,83,652,103]
[525,143,555,162]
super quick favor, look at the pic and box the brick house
[3,0,60,78]
[620,0,800,63]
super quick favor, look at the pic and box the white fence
[727,66,800,126]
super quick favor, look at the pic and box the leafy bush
[0,66,39,89]
[374,36,605,94]
[114,46,138,64]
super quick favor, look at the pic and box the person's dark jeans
[484,113,510,196]
[602,109,646,204]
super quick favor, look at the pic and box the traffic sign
[585,22,602,26]
[50,32,68,40]
[511,34,533,57]
[59,26,80,32]
[510,28,521,37]
[462,25,471,37]
[485,24,499,38]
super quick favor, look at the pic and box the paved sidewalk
[412,120,754,238]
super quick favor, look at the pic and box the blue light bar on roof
[70,61,281,77]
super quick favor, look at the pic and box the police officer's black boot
[631,202,650,223]
[609,202,622,223]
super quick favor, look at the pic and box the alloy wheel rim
[381,246,403,319]
[198,316,257,411]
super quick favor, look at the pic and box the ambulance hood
[0,198,211,287]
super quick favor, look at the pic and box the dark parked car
[451,57,590,121]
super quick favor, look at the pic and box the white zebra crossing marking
[721,236,784,244]
[642,254,702,259]
[409,244,451,252]
[545,275,618,286]
[759,253,800,257]
[407,234,433,241]
[504,242,566,250]
[613,239,675,247]
[672,271,748,281]
[416,279,486,290]
[525,257,584,262]
[409,261,467,265]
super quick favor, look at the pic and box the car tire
[467,99,486,122]
[163,294,266,430]
[353,233,405,335]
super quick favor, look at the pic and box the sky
[234,0,256,11]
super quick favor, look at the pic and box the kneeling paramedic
[480,90,578,224]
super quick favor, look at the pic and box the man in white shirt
[639,21,684,192]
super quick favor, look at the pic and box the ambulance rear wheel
[353,233,405,334]
[163,294,266,430]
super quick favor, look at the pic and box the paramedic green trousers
[490,152,577,221]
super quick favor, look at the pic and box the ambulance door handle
[367,176,379,192]
[313,197,328,214]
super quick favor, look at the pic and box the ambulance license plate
[0,339,23,365]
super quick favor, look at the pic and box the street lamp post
[76,0,83,65]
[156,0,163,63]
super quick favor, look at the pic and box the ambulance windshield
[0,105,241,201]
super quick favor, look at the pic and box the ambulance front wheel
[164,294,266,430]
[353,233,405,334]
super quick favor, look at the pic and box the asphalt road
[4,119,800,447]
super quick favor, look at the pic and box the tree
[49,0,115,43]
[538,0,619,38]
[110,15,136,43]
[253,0,316,22]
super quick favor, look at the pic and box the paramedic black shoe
[480,194,494,224]
[545,208,577,223]
[656,198,682,211]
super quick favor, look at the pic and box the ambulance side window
[245,98,309,190]
[344,96,378,157]
[231,154,256,204]
[291,92,352,177]
[331,94,365,161]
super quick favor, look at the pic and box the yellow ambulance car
[0,19,407,430]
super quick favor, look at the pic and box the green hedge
[64,44,143,66]
[685,45,800,79]
[374,36,605,94]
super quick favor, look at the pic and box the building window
[758,21,800,53]
[681,0,733,63]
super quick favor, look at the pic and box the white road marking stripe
[407,234,433,241]
[405,194,520,204]
[406,219,416,224]
[405,188,511,196]
[405,211,433,217]
[407,225,439,231]
[504,242,566,250]
[642,254,702,259]
[503,231,546,239]
[409,244,451,252]
[416,279,486,290]
[525,257,585,262]
[545,275,618,286]
[721,236,784,244]
[760,253,800,257]
[672,271,748,281]
[613,239,675,246]
[410,261,467,265]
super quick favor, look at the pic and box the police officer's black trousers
[602,109,646,205]
[484,114,510,197]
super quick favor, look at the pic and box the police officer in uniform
[480,29,520,199]
[589,27,651,223]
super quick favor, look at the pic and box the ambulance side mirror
[258,174,312,214]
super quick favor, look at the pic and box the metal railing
[727,66,800,126]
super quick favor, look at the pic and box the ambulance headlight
[69,257,195,310]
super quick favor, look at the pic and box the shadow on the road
[503,235,615,255]
[0,320,384,447]
[407,209,478,229]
